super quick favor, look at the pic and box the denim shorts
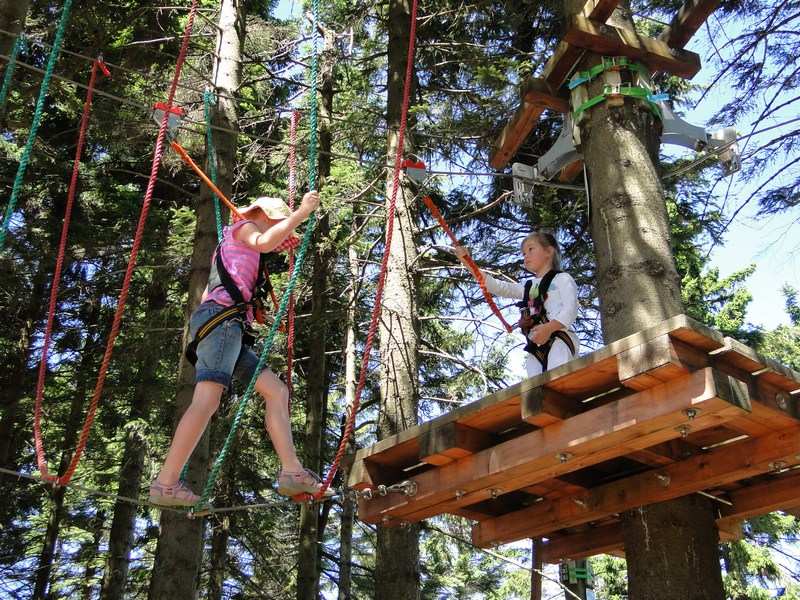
[188,301,260,389]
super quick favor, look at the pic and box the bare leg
[157,381,224,485]
[256,368,304,472]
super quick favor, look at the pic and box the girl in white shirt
[455,231,580,377]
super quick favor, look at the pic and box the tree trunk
[337,238,360,600]
[375,0,421,596]
[0,0,30,58]
[81,511,105,600]
[530,539,542,600]
[296,26,337,600]
[32,299,108,600]
[148,1,244,598]
[565,1,724,598]
[100,280,167,600]
[207,435,237,600]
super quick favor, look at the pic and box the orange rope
[170,140,244,221]
[421,195,514,333]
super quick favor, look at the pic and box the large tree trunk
[81,510,105,600]
[207,436,237,600]
[100,280,167,600]
[337,239,360,600]
[33,299,107,600]
[296,25,337,600]
[0,0,30,58]
[565,1,724,598]
[148,1,244,598]
[374,0,421,596]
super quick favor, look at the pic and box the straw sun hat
[240,196,300,250]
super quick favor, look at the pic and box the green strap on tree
[203,88,224,241]
[195,0,321,510]
[568,56,650,90]
[573,84,664,122]
[0,0,74,251]
[0,34,25,109]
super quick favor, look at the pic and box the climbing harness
[32,57,110,485]
[0,0,74,250]
[518,270,576,372]
[421,195,514,333]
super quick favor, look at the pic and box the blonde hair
[521,231,562,270]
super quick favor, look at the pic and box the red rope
[421,195,514,333]
[286,110,299,404]
[33,58,109,483]
[315,0,420,498]
[34,1,199,486]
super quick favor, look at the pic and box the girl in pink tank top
[150,191,335,506]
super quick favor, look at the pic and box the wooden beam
[357,368,750,524]
[471,426,800,547]
[521,387,583,427]
[419,423,495,466]
[559,160,584,182]
[521,78,569,113]
[659,0,720,49]
[564,15,702,78]
[618,334,706,391]
[489,102,546,170]
[717,470,800,528]
[578,0,622,23]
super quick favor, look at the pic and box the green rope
[195,0,321,509]
[0,0,74,251]
[0,34,24,109]
[204,88,224,241]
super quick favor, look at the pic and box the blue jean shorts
[188,301,260,389]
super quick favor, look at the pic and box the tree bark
[564,1,724,598]
[100,280,167,600]
[0,0,30,58]
[375,0,421,596]
[148,1,244,598]
[296,25,337,600]
[81,511,105,600]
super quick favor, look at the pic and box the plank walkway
[348,314,800,559]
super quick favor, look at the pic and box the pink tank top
[202,220,260,321]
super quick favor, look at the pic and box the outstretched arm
[452,246,525,300]
[238,191,319,253]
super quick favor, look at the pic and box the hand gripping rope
[33,1,200,486]
[421,195,514,333]
[32,57,110,483]
[312,0,421,501]
[194,0,323,511]
[0,0,74,250]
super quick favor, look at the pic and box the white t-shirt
[484,271,580,352]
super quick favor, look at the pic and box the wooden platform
[490,0,719,170]
[348,315,800,559]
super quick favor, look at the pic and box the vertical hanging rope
[286,110,299,404]
[33,1,200,486]
[195,2,322,510]
[0,33,24,109]
[203,88,224,241]
[315,0,420,498]
[0,0,74,251]
[32,58,109,482]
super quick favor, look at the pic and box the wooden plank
[521,78,569,113]
[521,387,583,427]
[489,102,547,170]
[541,523,623,563]
[471,426,800,547]
[357,368,750,524]
[717,469,800,529]
[659,0,720,49]
[578,0,622,23]
[618,334,705,391]
[564,16,702,79]
[419,423,495,466]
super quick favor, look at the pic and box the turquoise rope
[195,0,320,509]
[0,0,74,250]
[204,89,224,241]
[0,34,24,109]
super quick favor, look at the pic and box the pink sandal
[149,478,200,507]
[276,469,335,498]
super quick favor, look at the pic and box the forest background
[0,0,798,598]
